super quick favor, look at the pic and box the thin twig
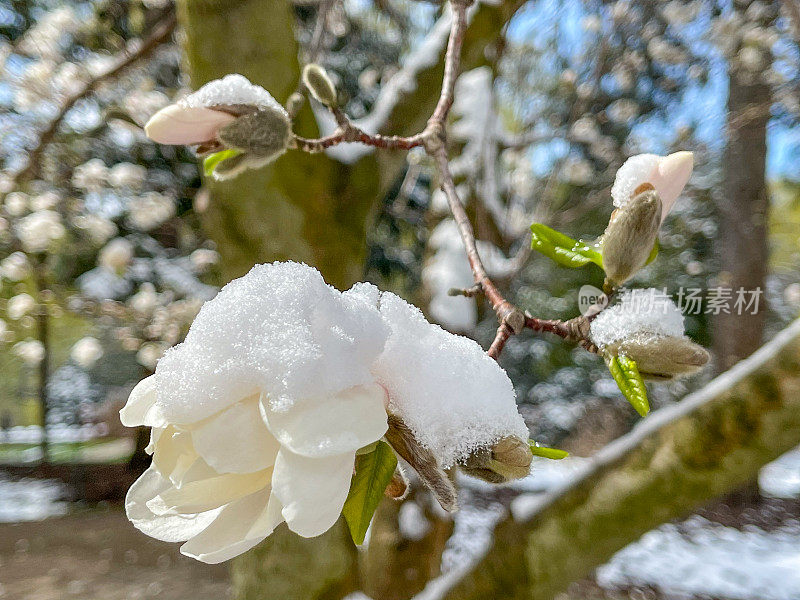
[13,11,178,185]
[292,0,600,359]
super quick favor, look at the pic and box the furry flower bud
[606,333,710,381]
[460,436,532,484]
[601,185,661,286]
[302,64,338,108]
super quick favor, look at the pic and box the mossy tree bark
[175,0,525,598]
[443,319,800,600]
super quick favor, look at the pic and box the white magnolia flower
[127,192,175,231]
[98,238,134,273]
[30,191,59,212]
[189,248,219,273]
[71,336,104,369]
[0,252,30,282]
[72,159,108,192]
[121,262,527,563]
[4,192,29,216]
[72,214,117,245]
[7,293,35,320]
[108,163,147,189]
[13,339,44,364]
[16,210,65,253]
[610,152,694,220]
[136,341,168,370]
[129,283,159,314]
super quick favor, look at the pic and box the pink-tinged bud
[611,151,694,222]
[144,105,237,145]
[649,151,693,220]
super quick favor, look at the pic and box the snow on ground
[0,475,68,522]
[596,516,800,600]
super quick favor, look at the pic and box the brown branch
[292,0,599,360]
[13,11,178,185]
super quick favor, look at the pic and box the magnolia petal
[262,383,388,458]
[151,426,200,485]
[651,151,693,220]
[148,469,270,516]
[126,466,221,542]
[179,487,283,564]
[119,376,166,427]
[191,397,281,473]
[144,104,236,145]
[271,449,354,538]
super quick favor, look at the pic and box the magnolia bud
[606,333,710,380]
[601,185,662,286]
[217,107,292,162]
[302,64,338,108]
[285,92,305,117]
[384,414,457,512]
[460,436,532,483]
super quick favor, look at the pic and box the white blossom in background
[7,293,35,320]
[0,252,30,281]
[127,192,176,231]
[189,249,219,273]
[30,191,59,212]
[16,210,65,253]
[72,214,117,245]
[129,283,159,314]
[611,152,694,220]
[16,6,78,60]
[108,163,147,189]
[121,262,527,562]
[4,192,28,217]
[98,238,134,273]
[72,159,109,192]
[0,318,8,342]
[136,341,168,370]
[71,336,104,369]
[13,339,45,364]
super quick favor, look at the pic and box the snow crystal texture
[590,288,685,347]
[154,262,388,424]
[355,287,530,468]
[610,153,659,209]
[180,74,288,116]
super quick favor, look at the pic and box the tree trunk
[442,319,800,600]
[714,44,771,371]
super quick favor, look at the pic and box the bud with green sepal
[302,63,338,108]
[460,436,532,484]
[144,74,292,180]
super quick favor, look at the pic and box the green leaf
[645,239,659,266]
[202,149,242,177]
[342,440,397,545]
[530,223,603,269]
[528,441,569,460]
[606,354,650,416]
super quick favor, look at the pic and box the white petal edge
[191,397,281,473]
[271,448,354,538]
[120,375,167,427]
[179,487,284,564]
[126,466,221,542]
[261,383,388,458]
[144,104,236,145]
[148,469,270,516]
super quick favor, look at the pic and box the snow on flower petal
[120,261,531,561]
[179,74,288,117]
[350,286,530,469]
